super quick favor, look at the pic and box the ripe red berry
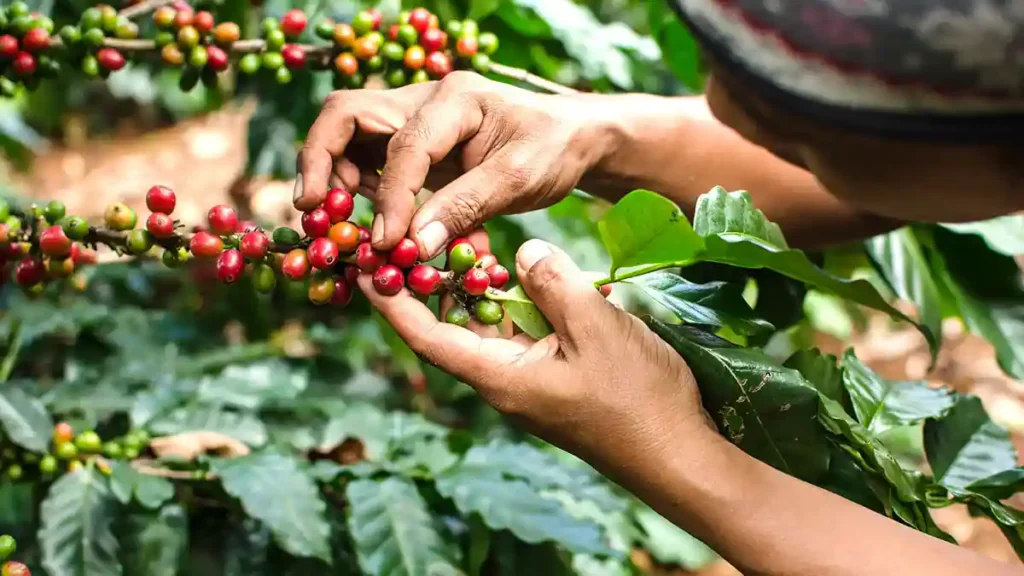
[39,225,71,257]
[3,561,30,576]
[22,27,50,52]
[425,50,451,78]
[322,188,354,223]
[328,222,360,253]
[456,35,478,58]
[301,207,331,238]
[237,220,258,233]
[387,24,400,42]
[357,226,371,243]
[331,276,353,306]
[420,28,444,53]
[145,185,176,214]
[366,8,383,30]
[14,258,44,286]
[146,212,175,238]
[343,264,360,285]
[407,264,441,295]
[282,44,305,69]
[281,248,309,280]
[239,231,269,259]
[194,10,214,33]
[173,8,194,28]
[462,268,490,295]
[408,7,431,34]
[356,242,387,272]
[599,284,612,297]
[189,231,223,258]
[206,45,228,71]
[0,35,19,59]
[96,48,126,71]
[307,237,339,269]
[216,249,244,283]
[476,253,498,270]
[372,264,404,296]
[207,205,237,235]
[280,9,307,37]
[485,264,509,289]
[389,238,419,269]
[54,421,74,443]
[12,51,35,76]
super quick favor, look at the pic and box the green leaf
[634,505,716,570]
[319,403,447,461]
[817,445,889,515]
[965,467,1024,500]
[436,452,613,555]
[346,477,464,576]
[940,215,1024,257]
[488,285,553,339]
[693,187,787,248]
[118,504,188,576]
[782,349,844,406]
[950,489,1024,559]
[109,462,174,510]
[39,468,122,576]
[196,360,308,410]
[631,272,773,336]
[210,451,331,563]
[924,395,1016,490]
[149,404,267,447]
[0,387,53,452]
[597,190,704,278]
[647,320,829,482]
[648,1,704,91]
[841,350,954,435]
[865,228,944,359]
[468,0,501,20]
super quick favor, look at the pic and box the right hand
[295,71,619,260]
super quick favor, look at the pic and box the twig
[488,62,579,95]
[118,0,175,19]
[133,459,216,480]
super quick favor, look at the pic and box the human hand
[358,236,716,474]
[295,72,619,261]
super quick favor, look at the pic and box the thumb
[515,239,611,345]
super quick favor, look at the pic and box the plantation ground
[9,108,1023,574]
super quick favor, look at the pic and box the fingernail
[417,221,448,257]
[371,214,385,245]
[292,177,303,203]
[517,239,551,272]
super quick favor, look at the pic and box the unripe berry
[216,249,244,283]
[474,299,504,325]
[12,51,35,76]
[280,9,307,37]
[189,231,223,258]
[328,222,360,253]
[353,35,379,60]
[153,6,175,28]
[46,257,74,279]
[322,188,354,222]
[62,216,90,240]
[173,9,194,29]
[55,441,77,460]
[314,19,334,39]
[193,10,214,33]
[54,421,74,443]
[478,32,499,55]
[456,35,478,58]
[462,267,490,295]
[2,560,29,576]
[207,205,237,235]
[74,430,102,453]
[471,53,490,74]
[484,264,510,289]
[206,45,228,71]
[146,185,176,214]
[83,29,105,50]
[265,29,285,51]
[307,273,335,305]
[127,229,154,254]
[281,44,305,69]
[388,238,419,269]
[461,20,480,38]
[425,51,452,78]
[146,212,174,238]
[104,202,136,230]
[96,47,125,71]
[396,24,417,47]
[240,231,269,259]
[39,225,71,257]
[307,237,338,269]
[239,53,260,74]
[39,454,57,475]
[188,45,207,68]
[447,237,471,255]
[22,27,49,52]
[272,226,301,246]
[420,27,444,53]
[445,304,470,327]
[213,22,240,45]
[14,258,44,286]
[351,10,375,36]
[161,246,189,268]
[251,262,276,293]
[356,242,387,272]
[68,460,84,473]
[177,25,199,48]
[0,535,15,561]
[333,52,357,76]
[103,441,122,459]
[408,8,431,34]
[404,45,425,70]
[366,8,383,31]
[382,41,404,62]
[161,43,184,65]
[372,264,404,296]
[281,248,310,280]
[0,36,18,59]
[449,243,476,273]
[407,264,441,295]
[301,207,330,238]
[333,23,355,47]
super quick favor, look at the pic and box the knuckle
[441,192,485,229]
[322,90,348,111]
[387,124,428,159]
[440,70,477,92]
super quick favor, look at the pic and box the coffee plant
[0,1,1022,575]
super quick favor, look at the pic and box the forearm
[578,94,900,249]
[600,428,1016,576]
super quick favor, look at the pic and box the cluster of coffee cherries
[57,3,141,78]
[148,1,238,90]
[0,199,99,294]
[0,2,60,95]
[0,422,147,486]
[0,533,28,576]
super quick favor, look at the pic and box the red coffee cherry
[189,231,223,258]
[462,267,490,296]
[307,237,338,269]
[328,222,360,253]
[14,258,44,286]
[173,8,194,29]
[322,188,354,222]
[282,44,305,69]
[206,45,229,71]
[343,264,360,285]
[365,8,383,30]
[425,51,451,78]
[0,35,19,59]
[456,35,478,58]
[389,238,419,269]
[356,242,387,272]
[145,185,176,214]
[476,253,498,270]
[357,226,371,243]
[331,276,353,306]
[216,249,244,283]
[194,10,214,33]
[599,284,612,297]
[485,264,509,289]
[407,264,441,295]
[96,48,126,71]
[281,248,309,280]
[207,205,238,235]
[420,28,444,53]
[2,561,30,576]
[237,220,258,233]
[12,51,35,76]
[280,9,307,37]
[239,231,269,259]
[301,207,331,238]
[54,421,74,443]
[146,212,175,238]
[22,27,50,52]
[39,225,72,257]
[372,264,404,296]
[408,7,431,34]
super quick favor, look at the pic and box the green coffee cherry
[478,32,499,55]
[102,441,122,459]
[449,243,476,273]
[265,29,286,51]
[5,464,22,481]
[272,226,300,245]
[0,199,9,221]
[252,262,277,293]
[239,53,261,74]
[83,27,105,48]
[39,455,57,475]
[8,2,30,18]
[385,68,406,87]
[275,66,292,84]
[188,45,208,68]
[127,229,154,254]
[261,51,284,70]
[59,25,81,46]
[0,534,15,561]
[261,17,279,35]
[474,299,505,325]
[82,54,100,76]
[410,69,429,84]
[75,430,102,453]
[44,200,66,223]
[445,304,471,327]
[471,53,491,74]
[80,7,103,30]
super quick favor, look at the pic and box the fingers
[371,93,485,251]
[515,240,612,346]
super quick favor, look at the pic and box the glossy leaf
[924,395,1016,490]
[346,476,463,576]
[488,285,553,339]
[965,467,1024,501]
[841,350,954,434]
[196,360,308,410]
[0,387,53,452]
[39,468,122,576]
[631,272,773,336]
[598,190,704,278]
[109,462,174,510]
[647,320,829,482]
[118,505,189,576]
[693,187,787,248]
[210,451,332,563]
[149,404,267,447]
[941,215,1024,257]
[782,349,844,406]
